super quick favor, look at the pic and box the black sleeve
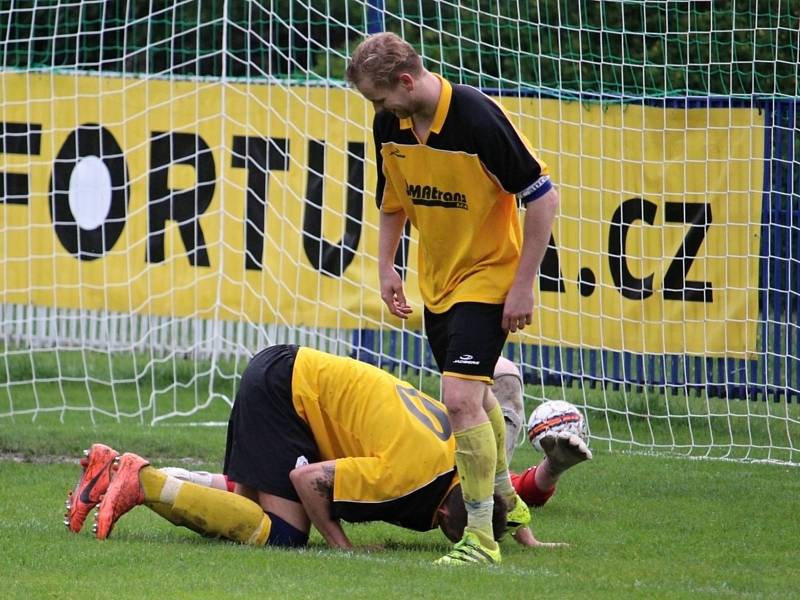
[468,90,546,195]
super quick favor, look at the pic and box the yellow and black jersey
[291,347,458,531]
[374,75,552,313]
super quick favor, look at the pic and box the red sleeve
[511,467,556,507]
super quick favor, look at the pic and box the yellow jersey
[290,347,458,530]
[374,75,552,313]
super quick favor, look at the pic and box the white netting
[0,1,798,463]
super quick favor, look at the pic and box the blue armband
[518,175,552,204]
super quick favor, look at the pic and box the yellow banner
[0,73,385,329]
[0,73,763,356]
[513,98,764,357]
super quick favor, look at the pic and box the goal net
[1,1,797,463]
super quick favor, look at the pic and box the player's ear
[437,487,466,542]
[437,509,461,543]
[397,72,415,90]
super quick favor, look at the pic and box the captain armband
[517,175,552,204]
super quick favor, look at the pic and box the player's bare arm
[289,460,352,549]
[503,186,559,333]
[378,209,413,319]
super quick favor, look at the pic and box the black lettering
[1,122,42,205]
[49,124,129,261]
[231,136,289,270]
[148,131,215,266]
[662,202,713,302]
[407,184,421,197]
[302,139,363,277]
[609,197,656,299]
[539,233,565,292]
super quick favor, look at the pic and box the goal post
[0,1,798,463]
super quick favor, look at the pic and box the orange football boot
[93,453,149,540]
[64,443,119,533]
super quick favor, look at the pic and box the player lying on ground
[64,349,589,561]
[492,357,592,508]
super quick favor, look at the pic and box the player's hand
[502,285,534,333]
[379,269,413,319]
[512,526,569,548]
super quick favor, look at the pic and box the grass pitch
[1,420,798,599]
[1,349,798,597]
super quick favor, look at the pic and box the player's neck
[411,72,441,140]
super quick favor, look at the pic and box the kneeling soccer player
[65,345,527,557]
[155,356,592,515]
[147,355,593,519]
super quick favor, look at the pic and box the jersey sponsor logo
[452,354,480,365]
[406,183,468,210]
[390,148,406,158]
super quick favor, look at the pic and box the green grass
[1,349,800,598]
[1,432,798,599]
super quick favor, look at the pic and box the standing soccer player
[347,32,559,565]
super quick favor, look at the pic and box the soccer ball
[527,400,587,452]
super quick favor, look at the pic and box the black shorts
[223,344,320,502]
[423,302,508,380]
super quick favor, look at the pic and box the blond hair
[346,32,423,88]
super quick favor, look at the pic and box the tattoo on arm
[311,463,335,499]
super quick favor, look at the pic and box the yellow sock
[487,404,516,502]
[140,468,271,545]
[487,404,509,475]
[147,501,198,532]
[140,466,169,501]
[454,421,497,548]
[140,468,194,530]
